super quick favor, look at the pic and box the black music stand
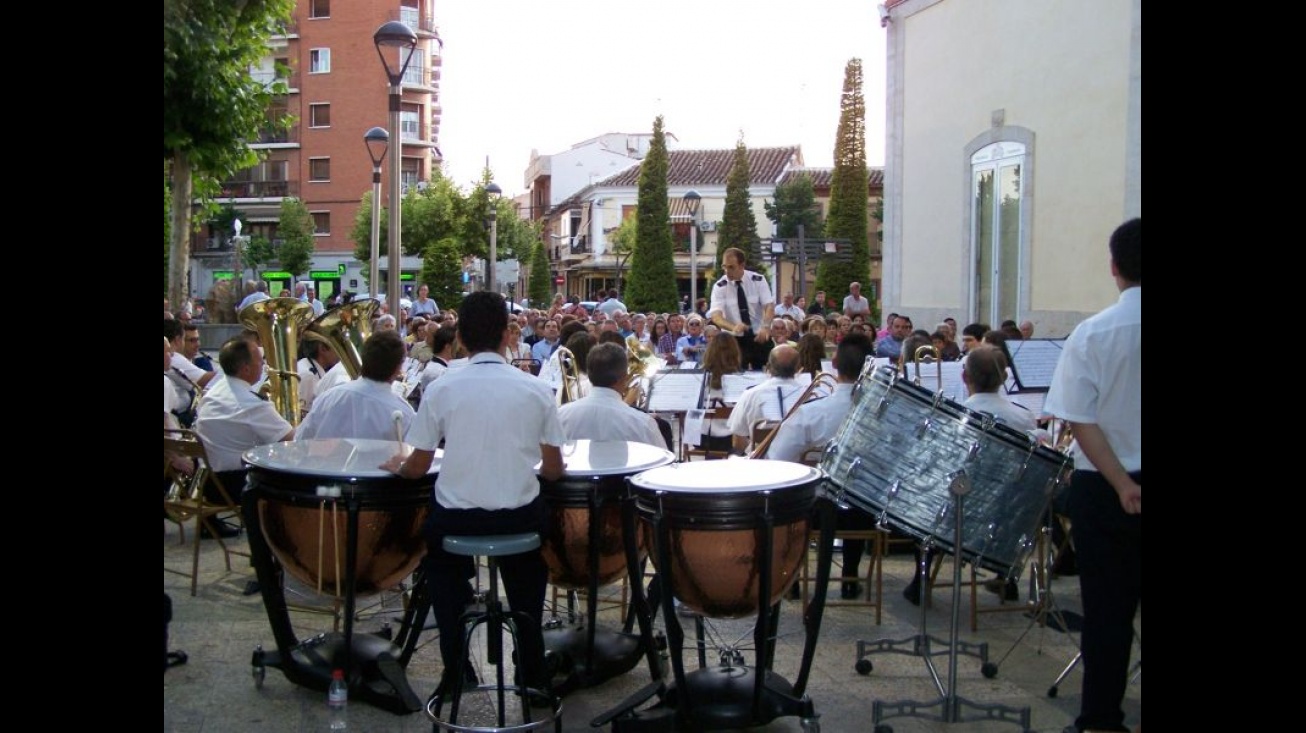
[592,493,834,733]
[854,471,1033,733]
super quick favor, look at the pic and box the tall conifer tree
[626,116,678,313]
[815,58,871,303]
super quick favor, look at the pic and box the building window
[309,48,331,74]
[400,110,420,139]
[402,49,425,86]
[401,157,421,193]
[309,103,330,128]
[309,158,330,182]
[309,0,330,19]
[311,212,330,235]
[970,140,1027,327]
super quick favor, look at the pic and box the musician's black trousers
[1066,469,1141,733]
[422,496,550,691]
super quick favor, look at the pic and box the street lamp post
[485,182,502,292]
[363,126,389,298]
[232,218,244,301]
[373,21,419,319]
[683,190,701,308]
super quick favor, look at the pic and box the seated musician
[193,337,295,530]
[384,292,565,698]
[697,332,744,455]
[768,333,876,599]
[726,344,805,456]
[296,331,415,441]
[296,338,340,418]
[557,342,665,448]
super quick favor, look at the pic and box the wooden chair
[163,428,249,596]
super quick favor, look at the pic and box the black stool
[426,533,561,733]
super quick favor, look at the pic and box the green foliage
[765,173,824,240]
[625,116,678,313]
[164,0,295,307]
[816,58,872,302]
[610,215,638,289]
[242,235,276,277]
[528,239,552,307]
[276,198,315,276]
[419,237,466,313]
[715,136,763,272]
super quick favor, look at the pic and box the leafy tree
[815,58,871,304]
[715,135,764,273]
[242,235,276,279]
[528,239,552,307]
[277,197,315,277]
[625,116,678,313]
[419,237,466,313]
[164,0,295,309]
[609,215,638,291]
[764,173,824,240]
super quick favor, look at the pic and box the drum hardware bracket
[315,484,343,498]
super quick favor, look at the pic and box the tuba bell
[240,297,317,426]
[302,298,380,380]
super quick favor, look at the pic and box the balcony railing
[249,69,299,90]
[391,8,438,36]
[218,180,299,199]
[253,126,298,145]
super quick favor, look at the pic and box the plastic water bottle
[327,668,348,730]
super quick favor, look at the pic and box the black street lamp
[485,181,502,292]
[683,190,702,306]
[373,21,419,318]
[363,126,389,296]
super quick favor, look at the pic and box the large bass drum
[628,459,822,619]
[540,439,675,590]
[821,366,1069,574]
[245,438,436,596]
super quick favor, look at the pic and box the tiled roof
[778,166,885,190]
[596,146,802,188]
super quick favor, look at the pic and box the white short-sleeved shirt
[296,357,328,415]
[708,272,774,332]
[842,294,871,316]
[297,377,415,441]
[727,376,804,438]
[193,374,293,472]
[558,387,665,448]
[1044,287,1141,472]
[315,361,351,396]
[417,358,449,395]
[774,303,805,320]
[964,392,1037,434]
[767,383,854,463]
[407,351,565,510]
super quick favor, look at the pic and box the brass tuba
[240,297,316,426]
[302,298,380,380]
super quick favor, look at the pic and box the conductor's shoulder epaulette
[750,274,764,282]
[715,277,729,287]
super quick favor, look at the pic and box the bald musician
[726,344,805,456]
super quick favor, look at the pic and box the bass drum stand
[855,471,1033,733]
[242,489,431,715]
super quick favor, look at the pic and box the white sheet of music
[1007,338,1066,390]
[681,409,706,446]
[722,372,767,404]
[903,360,966,401]
[644,371,706,413]
[1008,391,1048,418]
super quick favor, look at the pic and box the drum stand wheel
[855,474,1033,733]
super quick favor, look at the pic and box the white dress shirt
[707,271,774,333]
[193,374,293,472]
[315,361,351,396]
[407,352,565,511]
[767,383,855,463]
[558,387,665,448]
[727,376,805,437]
[1044,287,1142,472]
[296,357,328,415]
[964,392,1037,434]
[297,377,415,441]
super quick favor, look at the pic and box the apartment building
[190,0,443,302]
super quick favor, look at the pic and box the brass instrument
[555,346,585,406]
[624,334,665,408]
[240,297,316,426]
[750,372,839,459]
[303,298,380,380]
[902,344,941,391]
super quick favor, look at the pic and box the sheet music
[644,370,706,413]
[1008,390,1048,418]
[681,409,706,446]
[1007,338,1066,390]
[722,371,767,404]
[903,360,966,401]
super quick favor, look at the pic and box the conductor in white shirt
[557,343,666,449]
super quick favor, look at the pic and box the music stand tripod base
[605,667,820,733]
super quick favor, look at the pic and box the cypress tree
[528,239,552,307]
[715,136,763,272]
[625,115,678,313]
[815,58,871,304]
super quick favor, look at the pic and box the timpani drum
[241,438,439,714]
[628,459,823,619]
[821,366,1070,575]
[540,440,675,590]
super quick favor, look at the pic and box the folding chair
[163,428,249,596]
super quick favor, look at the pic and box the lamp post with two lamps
[484,181,502,292]
[683,190,702,308]
[363,127,389,297]
[373,21,419,319]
